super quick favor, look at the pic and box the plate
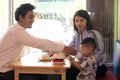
[52,61,65,65]
[39,58,51,61]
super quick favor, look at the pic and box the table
[9,53,71,80]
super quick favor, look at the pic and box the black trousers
[20,74,48,80]
[66,65,107,80]
[66,66,79,80]
[0,70,14,80]
[96,65,107,78]
[0,70,48,80]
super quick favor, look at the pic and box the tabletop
[9,52,71,80]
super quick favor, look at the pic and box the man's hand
[63,46,77,55]
[48,51,54,56]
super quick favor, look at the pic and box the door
[86,0,114,62]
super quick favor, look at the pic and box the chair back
[112,40,120,79]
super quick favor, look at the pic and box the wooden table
[9,53,71,80]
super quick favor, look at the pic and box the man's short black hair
[15,3,35,21]
[81,38,96,50]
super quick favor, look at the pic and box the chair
[112,40,120,80]
[96,40,120,80]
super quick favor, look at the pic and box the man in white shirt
[0,3,77,80]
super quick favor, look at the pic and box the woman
[66,10,108,80]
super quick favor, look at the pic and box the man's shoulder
[9,23,25,31]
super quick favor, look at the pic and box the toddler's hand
[68,56,74,61]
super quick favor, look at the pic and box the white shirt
[0,23,64,72]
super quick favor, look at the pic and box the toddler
[69,38,97,80]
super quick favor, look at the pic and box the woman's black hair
[73,10,93,32]
[15,3,35,21]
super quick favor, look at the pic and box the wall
[118,0,120,40]
[0,0,8,33]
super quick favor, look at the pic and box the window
[38,0,73,2]
[13,0,86,53]
[0,1,9,39]
[0,0,116,63]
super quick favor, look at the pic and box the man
[0,3,77,80]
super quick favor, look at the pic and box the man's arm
[13,27,77,55]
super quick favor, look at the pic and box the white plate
[39,58,51,61]
[52,61,65,65]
